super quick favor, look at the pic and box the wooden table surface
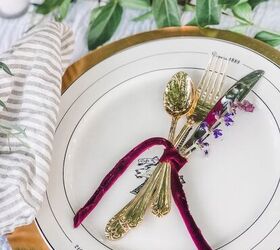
[8,223,49,250]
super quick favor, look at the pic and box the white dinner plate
[36,29,280,250]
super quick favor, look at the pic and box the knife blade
[181,69,265,153]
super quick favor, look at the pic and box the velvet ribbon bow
[73,137,211,250]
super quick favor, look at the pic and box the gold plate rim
[62,26,280,93]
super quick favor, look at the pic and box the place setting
[1,1,280,250]
[36,31,280,250]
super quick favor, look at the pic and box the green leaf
[196,0,221,27]
[255,31,280,47]
[36,0,64,14]
[87,1,123,50]
[55,0,71,21]
[218,0,239,8]
[0,99,6,110]
[248,0,268,9]
[0,62,13,76]
[152,0,181,28]
[186,17,198,26]
[184,3,195,12]
[232,2,253,24]
[237,0,250,5]
[119,0,151,9]
[89,6,105,25]
[133,11,153,21]
[230,24,250,34]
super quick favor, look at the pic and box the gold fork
[175,53,229,150]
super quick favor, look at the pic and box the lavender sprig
[213,128,223,139]
[195,99,255,155]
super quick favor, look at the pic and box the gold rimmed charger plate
[7,26,280,250]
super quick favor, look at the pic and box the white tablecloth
[0,0,279,64]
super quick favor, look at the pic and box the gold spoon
[151,71,195,217]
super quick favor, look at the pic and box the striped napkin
[0,21,73,235]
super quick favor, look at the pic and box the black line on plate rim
[242,64,280,94]
[59,68,280,249]
[35,218,55,250]
[246,91,280,250]
[56,37,280,132]
[250,218,280,250]
[62,67,206,250]
[36,191,73,250]
[56,51,208,130]
[45,192,73,243]
[216,89,280,249]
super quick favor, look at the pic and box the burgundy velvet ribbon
[73,137,211,250]
[171,165,212,250]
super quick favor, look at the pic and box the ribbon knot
[160,147,187,172]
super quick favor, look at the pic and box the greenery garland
[36,0,280,50]
[0,63,27,149]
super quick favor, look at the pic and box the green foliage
[186,17,198,26]
[36,0,278,49]
[87,1,123,50]
[248,0,268,9]
[218,0,239,8]
[255,31,280,47]
[0,62,26,148]
[231,2,253,24]
[196,0,221,27]
[119,0,151,9]
[36,0,64,14]
[152,0,181,28]
[0,62,10,110]
[55,0,71,21]
[184,3,195,12]
[230,24,250,34]
[89,6,105,25]
[0,62,13,76]
[133,11,153,22]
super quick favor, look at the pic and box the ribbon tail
[74,137,173,228]
[171,166,212,250]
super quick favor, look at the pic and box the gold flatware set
[105,53,229,240]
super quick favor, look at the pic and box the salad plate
[36,27,280,250]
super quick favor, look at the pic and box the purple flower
[235,100,255,112]
[197,139,210,156]
[200,121,209,130]
[213,128,223,138]
[224,113,234,126]
[240,100,255,112]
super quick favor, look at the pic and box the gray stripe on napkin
[0,21,74,235]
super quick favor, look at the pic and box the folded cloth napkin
[0,21,73,235]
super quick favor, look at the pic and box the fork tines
[197,53,229,106]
